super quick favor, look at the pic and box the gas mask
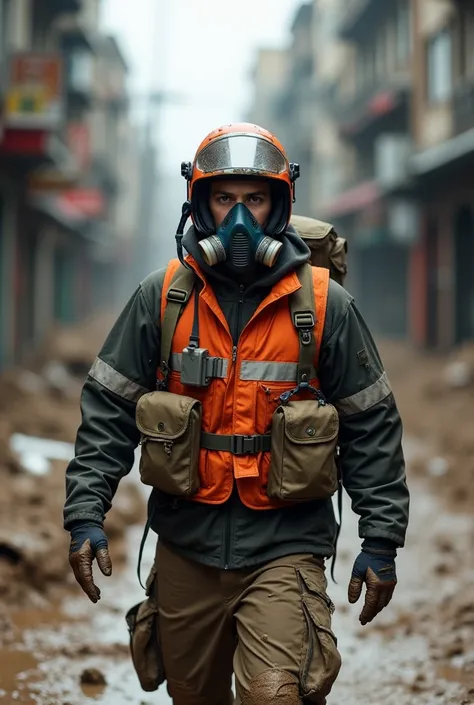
[198,203,283,274]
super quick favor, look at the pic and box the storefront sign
[59,189,105,218]
[4,53,64,130]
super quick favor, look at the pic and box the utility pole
[133,91,187,283]
[132,0,181,283]
[130,4,222,285]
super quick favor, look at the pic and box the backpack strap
[290,263,318,384]
[291,264,343,584]
[159,264,196,385]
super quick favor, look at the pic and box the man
[65,123,409,705]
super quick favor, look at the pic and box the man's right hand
[69,524,112,603]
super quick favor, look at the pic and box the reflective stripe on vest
[159,255,329,511]
[239,360,317,383]
[168,354,316,384]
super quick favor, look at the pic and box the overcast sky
[101,0,302,167]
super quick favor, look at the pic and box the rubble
[379,340,474,508]
[80,667,107,686]
[379,341,474,700]
[0,315,145,606]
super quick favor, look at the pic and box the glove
[348,539,397,625]
[69,523,112,603]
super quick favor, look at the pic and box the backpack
[290,214,348,287]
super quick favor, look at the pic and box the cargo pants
[154,540,342,705]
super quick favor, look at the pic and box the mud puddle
[2,441,473,705]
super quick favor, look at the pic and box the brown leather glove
[348,540,397,625]
[69,524,112,603]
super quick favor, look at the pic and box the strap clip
[231,435,266,455]
[167,287,189,303]
[293,311,315,346]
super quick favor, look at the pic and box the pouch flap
[291,214,334,241]
[280,400,339,444]
[136,391,201,439]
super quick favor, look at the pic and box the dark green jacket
[64,225,409,569]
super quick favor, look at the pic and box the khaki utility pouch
[268,399,339,501]
[125,565,165,692]
[136,390,202,496]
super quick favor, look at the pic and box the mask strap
[188,280,202,349]
[175,200,193,271]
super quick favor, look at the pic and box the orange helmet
[181,122,300,236]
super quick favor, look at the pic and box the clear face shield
[195,133,289,179]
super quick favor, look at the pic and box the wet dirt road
[1,440,473,705]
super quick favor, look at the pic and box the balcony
[330,72,411,138]
[335,0,383,41]
[453,77,474,136]
[50,0,82,14]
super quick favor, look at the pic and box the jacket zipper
[224,283,245,569]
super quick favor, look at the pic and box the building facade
[247,0,474,349]
[0,0,139,370]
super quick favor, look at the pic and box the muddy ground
[0,321,473,704]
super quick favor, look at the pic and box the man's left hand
[348,540,397,625]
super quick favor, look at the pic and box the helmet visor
[195,134,288,177]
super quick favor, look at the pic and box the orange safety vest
[158,255,329,510]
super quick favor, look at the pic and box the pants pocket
[125,565,165,692]
[296,567,342,703]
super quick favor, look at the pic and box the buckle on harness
[293,311,315,346]
[293,311,315,329]
[231,435,264,455]
[167,287,188,303]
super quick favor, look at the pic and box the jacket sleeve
[318,281,409,547]
[63,271,165,530]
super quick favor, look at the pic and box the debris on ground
[0,315,145,607]
[377,341,474,701]
[80,667,107,686]
[379,341,474,509]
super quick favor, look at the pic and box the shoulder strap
[160,263,196,378]
[290,263,317,384]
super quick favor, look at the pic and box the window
[456,6,474,80]
[427,29,453,103]
[69,49,94,94]
[396,0,411,65]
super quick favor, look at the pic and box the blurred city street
[1,0,474,704]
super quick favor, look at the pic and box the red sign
[0,128,49,155]
[369,91,397,116]
[59,189,105,218]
